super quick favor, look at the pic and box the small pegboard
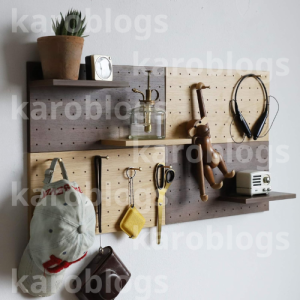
[166,67,270,142]
[165,141,270,225]
[28,147,165,234]
[27,62,165,153]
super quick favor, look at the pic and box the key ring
[126,167,137,179]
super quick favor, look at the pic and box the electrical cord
[257,95,279,138]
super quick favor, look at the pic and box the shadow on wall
[0,21,40,297]
[2,25,39,86]
[0,181,31,296]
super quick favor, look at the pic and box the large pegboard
[26,63,277,230]
[166,67,270,142]
[28,147,165,234]
[165,141,270,225]
[27,62,165,153]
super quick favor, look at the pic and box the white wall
[0,0,299,299]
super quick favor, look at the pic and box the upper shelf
[219,191,296,204]
[29,79,129,89]
[100,138,192,147]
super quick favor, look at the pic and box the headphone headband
[234,74,269,112]
[232,74,269,140]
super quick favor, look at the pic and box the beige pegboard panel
[28,147,165,234]
[166,67,270,143]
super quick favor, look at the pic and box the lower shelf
[219,192,296,204]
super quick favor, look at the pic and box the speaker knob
[263,176,270,184]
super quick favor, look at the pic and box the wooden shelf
[219,192,296,204]
[30,79,129,89]
[100,138,192,147]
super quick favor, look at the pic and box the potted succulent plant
[37,9,88,80]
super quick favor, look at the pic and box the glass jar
[129,103,166,140]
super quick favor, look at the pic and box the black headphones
[232,74,269,140]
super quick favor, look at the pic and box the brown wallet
[74,246,131,300]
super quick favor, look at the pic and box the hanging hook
[100,155,109,160]
[129,167,142,171]
[47,158,62,162]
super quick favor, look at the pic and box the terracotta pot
[37,36,84,80]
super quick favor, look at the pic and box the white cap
[18,158,96,297]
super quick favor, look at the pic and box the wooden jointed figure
[187,82,235,202]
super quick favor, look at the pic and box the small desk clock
[85,55,113,81]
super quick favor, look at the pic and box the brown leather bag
[73,156,131,300]
[74,246,131,300]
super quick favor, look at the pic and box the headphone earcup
[236,112,252,138]
[253,109,268,140]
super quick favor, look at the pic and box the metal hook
[48,158,62,162]
[126,167,142,179]
[130,167,142,171]
[100,155,109,160]
[240,74,261,78]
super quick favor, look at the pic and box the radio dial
[263,176,271,184]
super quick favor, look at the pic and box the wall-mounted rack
[30,79,129,89]
[219,192,296,204]
[26,62,296,234]
[100,138,192,147]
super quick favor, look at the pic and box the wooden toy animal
[187,82,235,202]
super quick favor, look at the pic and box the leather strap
[43,158,68,184]
[94,156,102,233]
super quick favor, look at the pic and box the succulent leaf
[51,9,87,37]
